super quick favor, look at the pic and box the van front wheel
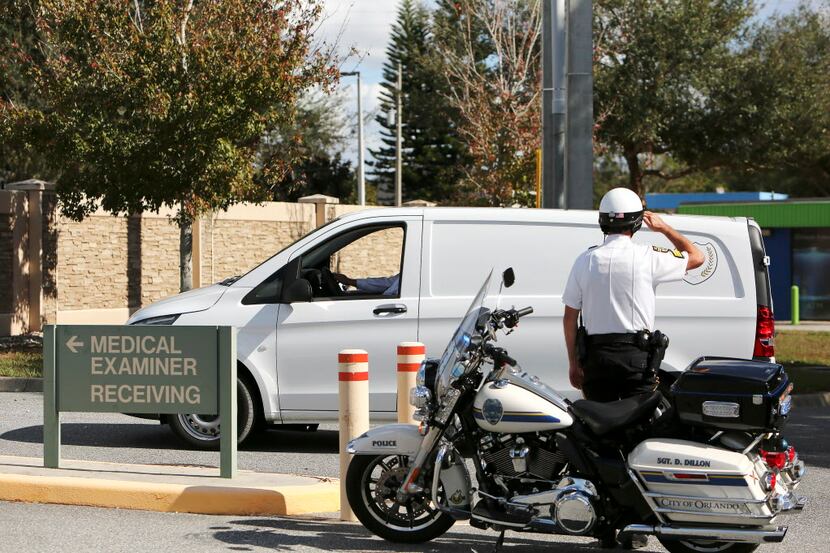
[166,377,257,449]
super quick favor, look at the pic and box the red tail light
[787,446,796,463]
[753,305,775,358]
[760,449,787,470]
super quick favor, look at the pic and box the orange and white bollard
[397,342,425,424]
[338,349,370,522]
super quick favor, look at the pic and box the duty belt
[587,332,642,346]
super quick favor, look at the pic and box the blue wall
[763,228,792,320]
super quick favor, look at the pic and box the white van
[127,207,774,447]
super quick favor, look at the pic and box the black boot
[597,531,618,549]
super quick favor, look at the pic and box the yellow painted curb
[0,473,339,516]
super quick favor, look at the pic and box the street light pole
[542,0,567,209]
[565,0,594,209]
[341,71,365,206]
[395,62,403,207]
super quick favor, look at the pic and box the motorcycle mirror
[502,267,515,289]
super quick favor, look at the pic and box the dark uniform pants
[582,342,653,402]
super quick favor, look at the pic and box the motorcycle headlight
[410,386,432,408]
[417,359,440,390]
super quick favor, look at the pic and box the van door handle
[373,304,407,315]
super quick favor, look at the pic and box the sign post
[43,325,60,469]
[218,326,237,478]
[43,324,237,478]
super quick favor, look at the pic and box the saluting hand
[643,211,669,234]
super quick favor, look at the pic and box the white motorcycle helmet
[598,187,645,234]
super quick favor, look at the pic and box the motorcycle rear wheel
[346,454,455,543]
[659,538,759,553]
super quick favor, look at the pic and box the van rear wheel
[167,377,257,449]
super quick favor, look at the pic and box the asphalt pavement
[0,392,341,477]
[1,391,829,552]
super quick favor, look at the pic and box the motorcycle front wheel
[659,538,759,553]
[346,454,455,543]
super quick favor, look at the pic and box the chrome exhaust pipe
[619,524,787,544]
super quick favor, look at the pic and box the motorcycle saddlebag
[671,357,791,432]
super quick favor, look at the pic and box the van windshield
[229,216,344,284]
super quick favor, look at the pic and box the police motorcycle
[345,269,805,552]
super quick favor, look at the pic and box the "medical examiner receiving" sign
[54,325,221,413]
[43,324,237,477]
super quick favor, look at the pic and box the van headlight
[130,314,180,325]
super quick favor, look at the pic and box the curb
[0,455,339,516]
[0,377,43,392]
[0,469,339,516]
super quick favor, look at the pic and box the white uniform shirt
[562,234,688,334]
[356,274,400,296]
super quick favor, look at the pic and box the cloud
[317,1,400,77]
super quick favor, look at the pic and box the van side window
[302,224,405,300]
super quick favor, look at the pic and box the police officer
[562,188,705,402]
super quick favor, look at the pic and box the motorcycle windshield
[436,271,493,395]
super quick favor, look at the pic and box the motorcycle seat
[570,391,663,436]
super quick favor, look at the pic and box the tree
[593,0,755,195]
[697,5,830,196]
[0,2,51,184]
[273,153,361,203]
[370,0,469,204]
[258,91,358,202]
[0,0,335,289]
[433,0,542,206]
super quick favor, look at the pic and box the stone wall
[333,226,404,280]
[203,216,311,283]
[328,204,402,279]
[48,202,316,319]
[57,215,129,310]
[56,213,184,312]
[0,214,13,314]
[0,190,29,334]
[41,193,58,324]
[136,217,181,309]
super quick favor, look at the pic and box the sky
[317,0,816,168]
[316,0,404,165]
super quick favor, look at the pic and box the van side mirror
[281,279,312,303]
[502,267,515,288]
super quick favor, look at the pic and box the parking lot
[1,392,829,552]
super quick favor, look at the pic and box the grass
[775,330,830,367]
[0,352,43,378]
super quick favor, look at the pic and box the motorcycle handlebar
[516,306,533,318]
[483,343,517,367]
[498,306,534,329]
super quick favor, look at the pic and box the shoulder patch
[652,245,685,259]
